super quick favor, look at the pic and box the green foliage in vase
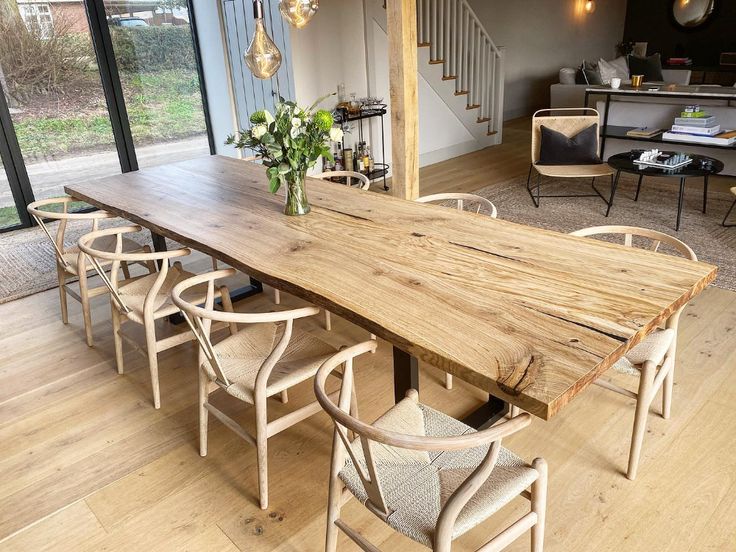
[226,95,344,193]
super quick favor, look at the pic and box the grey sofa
[550,69,692,108]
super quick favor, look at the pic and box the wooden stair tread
[418,42,431,47]
[466,104,481,110]
[442,75,457,81]
[487,130,498,136]
[477,117,491,123]
[454,90,469,96]
[429,59,445,65]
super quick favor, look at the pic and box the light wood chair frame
[314,171,372,191]
[570,225,697,480]
[415,192,498,389]
[723,187,736,227]
[527,108,616,214]
[26,196,152,347]
[416,192,498,220]
[315,342,548,552]
[79,225,234,409]
[171,268,345,510]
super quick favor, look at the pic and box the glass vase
[283,170,311,216]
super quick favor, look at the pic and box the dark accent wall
[624,0,736,65]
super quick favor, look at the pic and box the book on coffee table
[662,130,736,146]
[626,127,663,138]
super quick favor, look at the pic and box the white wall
[291,0,477,171]
[290,0,369,106]
[468,0,628,120]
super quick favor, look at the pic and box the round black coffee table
[607,151,724,231]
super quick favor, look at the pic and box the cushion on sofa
[574,61,603,85]
[598,56,629,84]
[628,53,664,82]
[538,124,601,166]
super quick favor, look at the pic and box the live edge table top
[65,156,717,420]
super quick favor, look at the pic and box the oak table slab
[65,156,717,420]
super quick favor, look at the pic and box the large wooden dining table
[66,156,717,422]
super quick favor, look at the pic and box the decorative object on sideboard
[226,95,344,216]
[720,53,736,67]
[279,0,319,29]
[244,0,282,79]
[671,0,716,30]
[631,74,644,88]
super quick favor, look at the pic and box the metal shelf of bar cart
[334,104,390,191]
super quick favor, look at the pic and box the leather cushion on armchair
[538,124,602,165]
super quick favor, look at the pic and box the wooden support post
[387,0,420,200]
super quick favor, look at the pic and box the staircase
[371,0,505,148]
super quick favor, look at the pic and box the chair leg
[111,305,125,374]
[280,389,289,403]
[121,261,131,281]
[531,458,548,552]
[57,268,69,325]
[273,289,281,305]
[627,360,656,480]
[255,396,269,509]
[510,405,521,418]
[325,472,344,552]
[144,318,161,409]
[370,334,376,353]
[445,373,453,390]
[198,367,209,457]
[78,267,94,347]
[324,310,332,331]
[663,363,674,420]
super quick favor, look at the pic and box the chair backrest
[26,196,113,270]
[313,171,371,190]
[78,225,190,314]
[314,342,531,523]
[171,268,321,390]
[569,225,697,261]
[531,108,601,164]
[415,192,498,218]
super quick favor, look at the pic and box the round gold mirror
[672,0,715,29]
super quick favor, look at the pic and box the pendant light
[584,0,596,14]
[279,0,319,29]
[245,0,282,79]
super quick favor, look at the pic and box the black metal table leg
[393,346,419,403]
[703,175,709,214]
[392,346,509,429]
[605,170,621,217]
[600,93,612,159]
[676,177,686,231]
[634,174,644,201]
[461,396,510,430]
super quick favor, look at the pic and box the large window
[0,0,212,232]
[103,0,210,168]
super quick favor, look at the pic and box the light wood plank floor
[1,122,735,551]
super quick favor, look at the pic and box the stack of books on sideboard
[663,106,736,146]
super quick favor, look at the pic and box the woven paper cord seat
[612,328,675,376]
[339,398,539,548]
[202,322,339,403]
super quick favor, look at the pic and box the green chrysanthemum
[313,110,334,132]
[250,110,267,124]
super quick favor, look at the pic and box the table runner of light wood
[66,156,717,419]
